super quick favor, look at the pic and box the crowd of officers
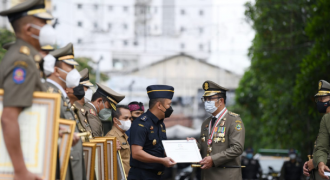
[5,0,330,180]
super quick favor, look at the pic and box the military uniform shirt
[84,102,103,137]
[106,126,131,177]
[129,110,167,171]
[0,38,45,107]
[313,113,330,168]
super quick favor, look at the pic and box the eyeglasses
[201,97,220,102]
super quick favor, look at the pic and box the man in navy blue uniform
[128,85,177,180]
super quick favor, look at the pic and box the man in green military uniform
[46,43,86,180]
[84,83,125,137]
[72,68,94,135]
[188,80,245,180]
[304,80,330,179]
[0,0,56,179]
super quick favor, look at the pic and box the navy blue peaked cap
[147,85,174,99]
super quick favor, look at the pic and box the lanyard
[207,108,227,145]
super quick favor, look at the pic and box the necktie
[211,117,217,127]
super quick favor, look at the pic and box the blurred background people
[126,101,145,143]
[241,148,262,180]
[280,149,303,180]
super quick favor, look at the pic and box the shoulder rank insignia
[89,109,96,116]
[19,46,30,55]
[228,111,240,117]
[140,115,147,121]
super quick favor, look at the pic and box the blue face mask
[246,153,253,159]
[98,100,112,121]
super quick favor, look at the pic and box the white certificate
[162,140,202,163]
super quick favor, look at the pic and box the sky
[210,0,255,75]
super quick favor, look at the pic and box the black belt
[134,167,164,176]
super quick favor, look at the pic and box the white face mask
[204,101,219,114]
[43,54,56,76]
[30,24,56,48]
[118,119,131,131]
[84,88,93,103]
[58,68,80,88]
[289,154,296,159]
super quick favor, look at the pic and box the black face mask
[73,84,85,100]
[161,104,173,118]
[316,101,330,113]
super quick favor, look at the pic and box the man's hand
[14,170,42,180]
[72,133,79,146]
[318,162,330,179]
[307,159,314,171]
[187,137,197,142]
[116,140,121,151]
[303,161,310,177]
[161,157,176,168]
[200,156,213,169]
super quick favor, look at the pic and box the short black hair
[91,91,108,103]
[55,61,62,68]
[112,105,129,120]
[217,93,226,104]
[149,98,165,109]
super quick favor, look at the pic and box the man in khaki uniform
[0,0,55,179]
[73,68,94,135]
[106,105,132,177]
[189,80,245,180]
[84,83,125,137]
[47,43,86,180]
[303,80,330,180]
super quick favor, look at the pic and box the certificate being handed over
[162,140,202,163]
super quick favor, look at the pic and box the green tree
[0,29,15,62]
[234,0,316,157]
[75,57,109,84]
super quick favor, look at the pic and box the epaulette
[19,46,30,55]
[140,115,147,121]
[228,111,240,117]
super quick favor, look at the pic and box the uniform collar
[213,107,227,119]
[146,110,161,124]
[113,126,128,139]
[87,102,97,111]
[46,78,67,98]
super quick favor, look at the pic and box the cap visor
[63,60,79,66]
[203,91,222,97]
[33,12,53,20]
[41,45,54,51]
[81,81,94,87]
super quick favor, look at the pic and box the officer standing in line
[280,149,303,180]
[126,101,145,143]
[188,80,245,180]
[0,0,56,179]
[72,68,94,135]
[84,83,125,137]
[305,80,330,179]
[241,148,262,180]
[128,85,177,180]
[46,43,86,180]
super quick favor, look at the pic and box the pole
[96,55,103,83]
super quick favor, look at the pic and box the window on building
[94,22,98,29]
[123,6,128,12]
[113,59,123,70]
[199,10,204,16]
[181,9,185,15]
[199,27,204,34]
[123,40,128,46]
[108,23,112,29]
[77,4,82,9]
[180,27,185,32]
[77,39,82,44]
[133,41,139,46]
[181,43,185,49]
[123,24,128,30]
[77,21,83,27]
[94,4,98,10]
[109,6,113,11]
[53,5,56,11]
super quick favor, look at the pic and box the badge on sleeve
[12,67,26,84]
[235,124,242,131]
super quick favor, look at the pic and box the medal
[214,137,220,143]
[219,133,224,138]
[201,137,205,142]
[207,146,212,156]
[153,139,157,145]
[221,138,225,143]
[207,108,228,146]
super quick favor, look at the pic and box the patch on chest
[89,109,96,116]
[138,124,144,127]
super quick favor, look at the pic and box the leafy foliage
[0,29,15,62]
[235,0,321,158]
[75,57,109,84]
